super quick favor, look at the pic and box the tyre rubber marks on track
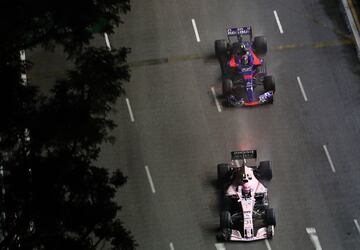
[296,76,308,102]
[306,227,323,250]
[145,166,156,194]
[191,18,201,42]
[273,10,284,34]
[322,145,336,173]
[211,87,222,112]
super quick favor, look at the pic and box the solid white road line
[265,239,272,250]
[125,98,135,123]
[145,166,156,194]
[169,242,175,250]
[191,18,201,42]
[306,227,323,250]
[322,145,336,173]
[297,76,308,102]
[273,10,284,34]
[20,50,26,61]
[214,243,226,250]
[354,219,360,234]
[211,87,222,112]
[104,32,112,51]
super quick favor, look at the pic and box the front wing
[227,226,273,241]
[228,91,274,107]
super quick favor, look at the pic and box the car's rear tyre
[222,78,233,96]
[253,36,267,56]
[223,195,236,211]
[220,211,232,229]
[218,164,231,185]
[256,161,273,181]
[264,75,276,92]
[265,208,276,226]
[215,40,227,59]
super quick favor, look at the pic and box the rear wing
[226,26,252,36]
[231,150,257,160]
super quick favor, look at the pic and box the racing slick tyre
[253,36,267,56]
[222,78,233,96]
[220,211,232,229]
[215,40,227,60]
[218,164,231,185]
[217,228,231,242]
[264,75,276,92]
[256,161,273,181]
[223,195,236,212]
[265,208,276,226]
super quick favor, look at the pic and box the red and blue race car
[215,27,275,107]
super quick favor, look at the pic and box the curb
[341,0,360,60]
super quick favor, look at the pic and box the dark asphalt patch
[128,39,354,68]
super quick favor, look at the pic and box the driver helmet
[240,43,247,52]
[235,44,247,59]
[241,54,249,65]
[242,182,251,195]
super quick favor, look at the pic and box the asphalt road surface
[30,0,360,249]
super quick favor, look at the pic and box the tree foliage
[0,0,130,57]
[0,1,135,249]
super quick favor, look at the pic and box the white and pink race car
[217,150,276,241]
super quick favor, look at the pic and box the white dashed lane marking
[20,50,26,61]
[214,243,226,250]
[296,76,308,102]
[273,10,284,34]
[169,242,175,250]
[306,227,323,250]
[145,166,156,194]
[211,87,222,112]
[265,239,272,250]
[21,73,27,84]
[354,219,360,234]
[191,18,201,42]
[125,98,135,123]
[322,145,336,173]
[104,32,112,51]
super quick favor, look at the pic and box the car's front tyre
[265,208,276,226]
[222,78,233,96]
[264,75,276,92]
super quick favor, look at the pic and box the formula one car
[215,27,275,107]
[217,150,276,241]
